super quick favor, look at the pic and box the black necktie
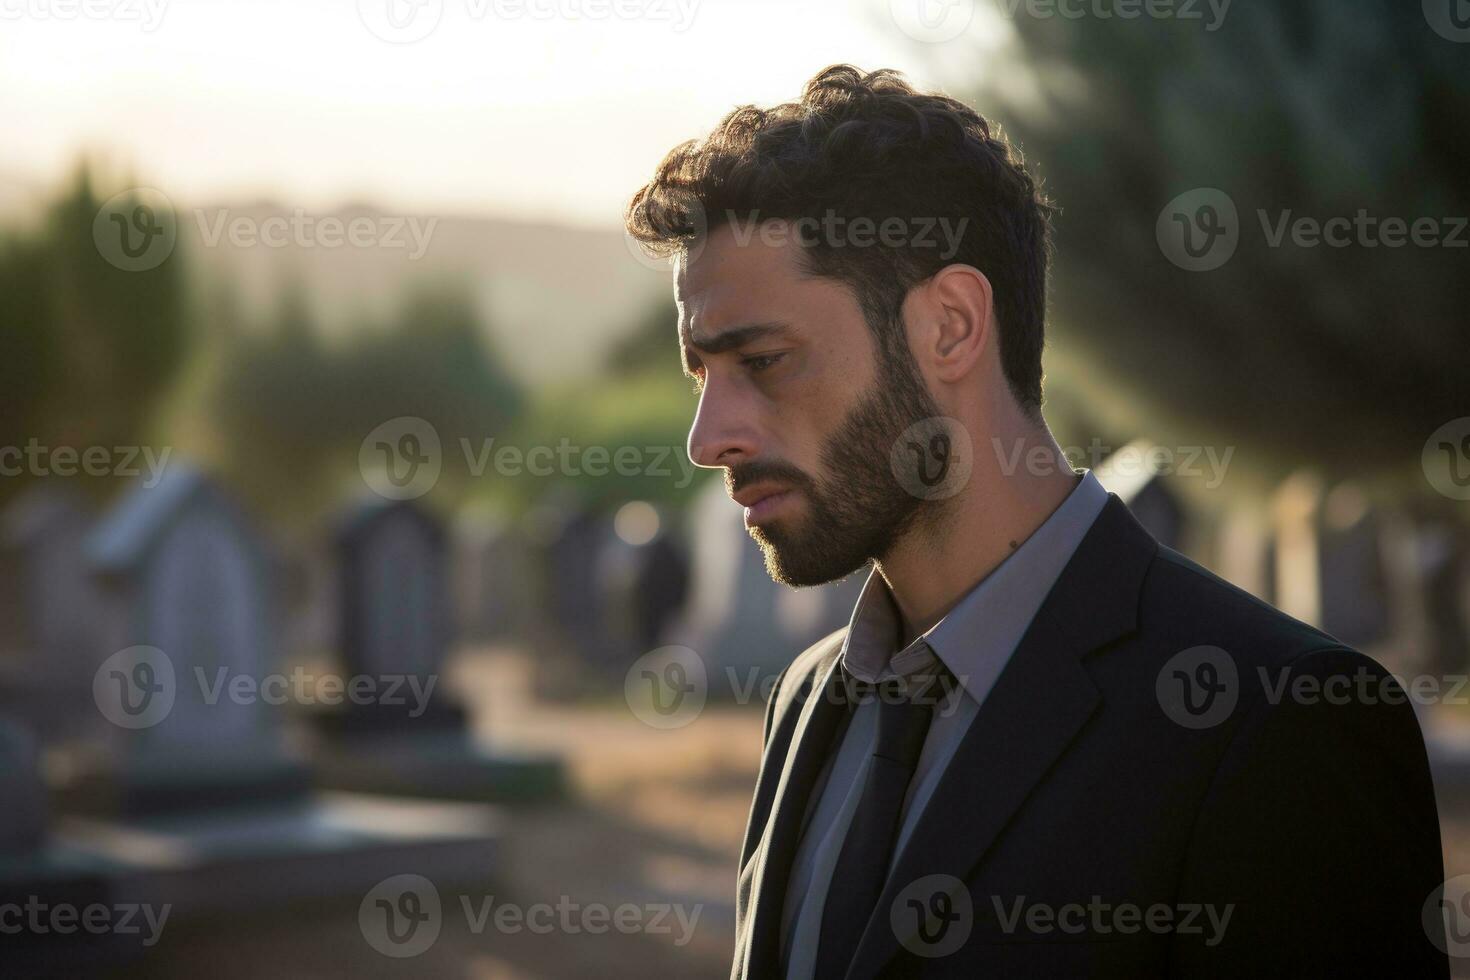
[814,668,942,979]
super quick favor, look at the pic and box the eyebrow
[681,321,792,357]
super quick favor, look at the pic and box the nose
[687,382,759,469]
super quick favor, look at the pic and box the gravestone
[1414,515,1470,677]
[277,542,334,666]
[453,510,525,644]
[593,505,692,674]
[1317,481,1391,648]
[591,533,642,671]
[543,505,610,664]
[0,715,144,974]
[70,465,310,814]
[320,498,464,732]
[0,716,46,852]
[38,472,504,925]
[1213,504,1272,600]
[313,497,562,803]
[1268,471,1325,628]
[630,525,691,652]
[519,499,619,697]
[0,486,106,741]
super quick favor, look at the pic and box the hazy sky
[1,0,1008,226]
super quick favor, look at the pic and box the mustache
[726,458,818,498]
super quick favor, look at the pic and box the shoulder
[1129,545,1424,753]
[1138,544,1345,670]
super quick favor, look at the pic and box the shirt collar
[839,470,1111,702]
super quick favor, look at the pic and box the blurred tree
[607,297,681,377]
[208,283,523,521]
[978,1,1469,479]
[0,165,189,498]
[472,297,700,515]
[495,371,701,514]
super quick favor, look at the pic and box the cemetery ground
[104,646,760,980]
[86,644,1470,978]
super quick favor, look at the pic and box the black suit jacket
[731,495,1447,979]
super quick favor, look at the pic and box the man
[625,65,1447,978]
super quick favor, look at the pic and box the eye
[741,352,787,373]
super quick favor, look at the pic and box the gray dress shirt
[779,470,1110,979]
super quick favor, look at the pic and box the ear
[907,264,994,385]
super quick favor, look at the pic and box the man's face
[676,222,942,586]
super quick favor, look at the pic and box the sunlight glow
[0,0,1007,224]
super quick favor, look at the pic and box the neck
[875,422,1080,645]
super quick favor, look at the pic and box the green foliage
[476,297,703,514]
[607,297,683,377]
[207,283,523,521]
[981,1,1470,475]
[0,165,189,498]
[484,369,703,514]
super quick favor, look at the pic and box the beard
[729,348,946,587]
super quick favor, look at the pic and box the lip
[731,483,786,508]
[734,486,794,527]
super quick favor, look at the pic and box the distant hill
[181,202,669,383]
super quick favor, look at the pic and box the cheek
[773,349,870,468]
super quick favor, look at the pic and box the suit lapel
[847,495,1159,979]
[741,640,849,979]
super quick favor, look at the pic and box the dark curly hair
[625,64,1054,417]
